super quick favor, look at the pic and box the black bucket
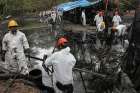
[29,69,44,88]
[29,69,50,90]
[29,69,42,80]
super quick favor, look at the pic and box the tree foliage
[0,0,69,16]
[120,0,136,11]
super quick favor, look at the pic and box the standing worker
[2,20,29,75]
[57,9,63,24]
[44,37,76,93]
[51,10,57,24]
[51,9,57,36]
[94,11,103,27]
[81,9,86,26]
[112,11,122,27]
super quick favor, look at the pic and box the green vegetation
[120,0,136,11]
[0,0,136,17]
[0,0,70,16]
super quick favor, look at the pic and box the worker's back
[52,47,76,85]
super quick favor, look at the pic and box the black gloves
[1,55,5,61]
[43,54,48,61]
[24,48,30,55]
[1,50,6,61]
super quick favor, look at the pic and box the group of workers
[39,8,63,24]
[81,9,122,27]
[81,9,128,49]
[0,18,76,93]
[0,8,126,93]
[94,10,125,47]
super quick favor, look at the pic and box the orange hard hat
[112,27,117,32]
[57,37,68,46]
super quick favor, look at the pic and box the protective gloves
[21,66,29,75]
[1,50,6,61]
[24,48,30,55]
[43,54,48,61]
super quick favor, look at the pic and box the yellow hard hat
[8,20,18,28]
[100,21,105,29]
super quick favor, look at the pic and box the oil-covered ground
[22,22,131,93]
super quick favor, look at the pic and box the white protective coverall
[81,11,86,26]
[115,24,127,37]
[57,10,63,23]
[112,15,122,27]
[45,47,76,92]
[94,14,103,26]
[51,11,57,23]
[2,30,29,74]
[34,62,53,88]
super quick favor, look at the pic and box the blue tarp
[57,0,102,12]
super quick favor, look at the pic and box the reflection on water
[23,27,55,48]
[22,27,56,67]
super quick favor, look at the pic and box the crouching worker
[2,20,29,75]
[44,37,76,93]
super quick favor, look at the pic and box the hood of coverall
[60,47,71,55]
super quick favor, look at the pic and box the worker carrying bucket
[2,20,30,75]
[44,37,76,93]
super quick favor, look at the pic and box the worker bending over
[44,37,76,93]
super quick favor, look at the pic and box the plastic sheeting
[57,0,102,12]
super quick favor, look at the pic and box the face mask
[11,29,17,34]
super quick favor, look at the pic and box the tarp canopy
[57,0,102,12]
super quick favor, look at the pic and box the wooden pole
[114,0,120,10]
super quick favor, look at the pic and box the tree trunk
[114,0,120,9]
[130,0,140,91]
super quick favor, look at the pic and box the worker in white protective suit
[51,10,57,23]
[94,11,103,27]
[44,37,76,93]
[57,9,63,24]
[2,20,29,75]
[112,11,122,27]
[81,9,86,26]
[34,61,55,93]
[113,24,127,46]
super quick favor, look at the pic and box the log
[73,68,106,78]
